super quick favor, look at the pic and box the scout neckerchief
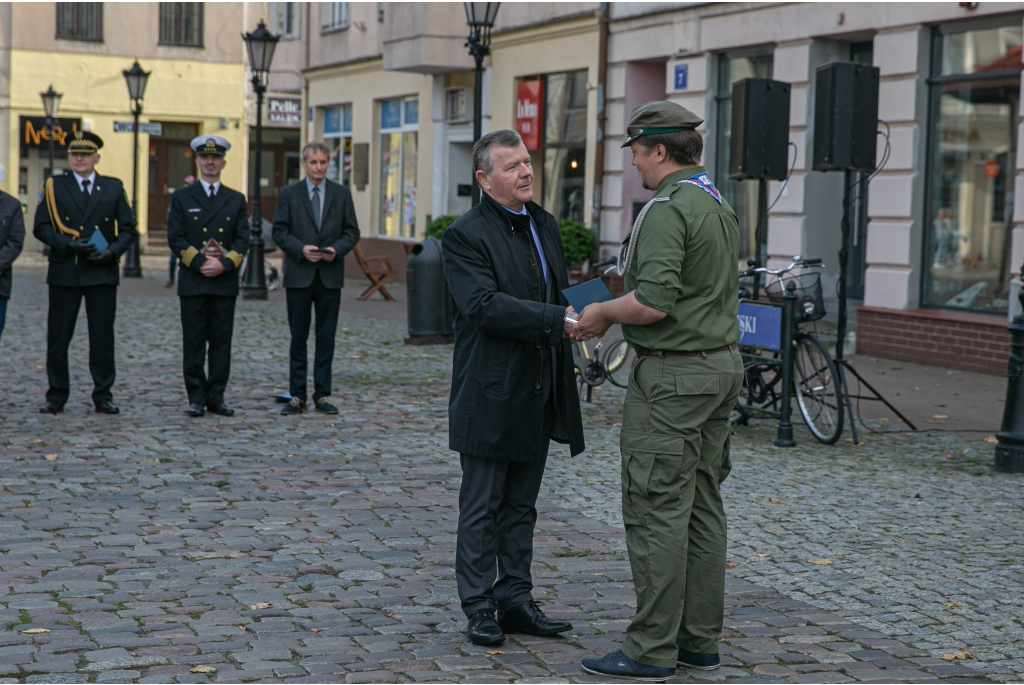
[615,171,722,277]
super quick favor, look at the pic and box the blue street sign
[738,301,783,351]
[674,64,688,90]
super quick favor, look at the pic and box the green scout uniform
[619,164,744,669]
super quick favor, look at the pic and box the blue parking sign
[674,64,688,90]
[738,301,783,351]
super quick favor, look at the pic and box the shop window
[378,97,418,238]
[323,104,352,187]
[319,2,348,32]
[159,2,203,47]
[542,69,588,222]
[924,22,1022,314]
[715,51,773,267]
[271,2,298,38]
[56,3,103,42]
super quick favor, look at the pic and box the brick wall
[856,306,1011,376]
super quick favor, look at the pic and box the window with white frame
[323,104,353,187]
[319,2,348,32]
[378,97,419,238]
[271,2,298,37]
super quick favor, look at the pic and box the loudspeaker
[813,62,880,172]
[729,78,791,181]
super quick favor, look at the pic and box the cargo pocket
[675,373,720,396]
[620,431,686,519]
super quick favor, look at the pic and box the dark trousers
[46,284,117,406]
[0,297,7,342]
[180,295,236,406]
[286,271,341,403]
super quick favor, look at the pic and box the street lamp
[40,85,63,179]
[121,60,150,279]
[464,2,500,206]
[242,19,279,300]
[995,264,1024,472]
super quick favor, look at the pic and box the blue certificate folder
[562,278,614,313]
[87,229,109,251]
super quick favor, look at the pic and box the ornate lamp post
[40,85,63,179]
[464,2,500,207]
[242,20,279,301]
[121,61,150,278]
[995,267,1024,472]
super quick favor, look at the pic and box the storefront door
[147,122,199,249]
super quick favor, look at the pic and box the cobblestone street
[0,265,1021,683]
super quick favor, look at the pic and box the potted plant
[559,220,598,281]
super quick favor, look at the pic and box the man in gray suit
[272,141,360,415]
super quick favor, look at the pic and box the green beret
[621,100,703,148]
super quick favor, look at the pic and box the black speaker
[812,62,880,172]
[729,78,791,181]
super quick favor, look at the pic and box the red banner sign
[516,80,543,151]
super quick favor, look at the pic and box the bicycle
[572,337,631,402]
[733,256,843,444]
[238,251,281,291]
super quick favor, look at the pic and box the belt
[635,343,737,358]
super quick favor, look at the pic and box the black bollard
[775,281,797,448]
[995,274,1024,472]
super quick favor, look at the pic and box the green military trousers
[619,347,744,669]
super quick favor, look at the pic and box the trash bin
[405,236,454,344]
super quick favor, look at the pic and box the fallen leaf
[946,602,964,608]
[890,366,903,371]
[985,435,998,444]
[309,628,321,633]
[807,558,832,565]
[36,365,43,369]
[287,454,296,458]
[725,561,740,568]
[940,650,973,661]
[191,665,217,673]
[44,454,57,462]
[878,418,889,422]
[22,628,50,634]
[946,370,960,375]
[767,498,781,503]
[905,432,914,437]
[239,625,247,631]
[486,650,505,655]
[913,387,920,391]
[28,439,42,444]
[934,403,946,407]
[933,414,949,420]
[757,553,771,557]
[249,603,272,610]
[945,453,952,459]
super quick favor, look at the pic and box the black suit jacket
[442,192,585,461]
[272,179,360,290]
[0,191,25,300]
[166,182,250,297]
[33,172,137,287]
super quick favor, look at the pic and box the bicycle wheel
[603,339,631,387]
[792,334,843,444]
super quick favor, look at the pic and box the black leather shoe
[467,609,505,646]
[315,398,338,414]
[95,401,120,415]
[498,600,572,636]
[208,402,234,417]
[281,398,306,415]
[39,402,64,414]
[186,403,205,417]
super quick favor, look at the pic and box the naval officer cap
[621,100,704,148]
[67,130,104,153]
[190,134,231,156]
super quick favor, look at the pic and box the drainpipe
[591,3,609,251]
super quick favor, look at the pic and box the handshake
[563,304,611,343]
[68,238,115,264]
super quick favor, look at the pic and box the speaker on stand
[811,61,916,442]
[729,77,791,300]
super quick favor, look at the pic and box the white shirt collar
[199,178,221,194]
[73,172,97,191]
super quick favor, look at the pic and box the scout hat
[621,100,703,148]
[190,134,231,156]
[67,131,104,153]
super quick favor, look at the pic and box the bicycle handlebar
[741,255,825,278]
[592,257,617,269]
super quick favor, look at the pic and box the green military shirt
[622,166,740,352]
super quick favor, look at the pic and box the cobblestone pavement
[0,265,1019,683]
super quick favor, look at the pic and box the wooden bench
[353,243,396,301]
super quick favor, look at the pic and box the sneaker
[315,398,338,414]
[677,648,720,671]
[281,397,306,415]
[581,650,674,682]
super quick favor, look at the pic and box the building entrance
[147,122,199,250]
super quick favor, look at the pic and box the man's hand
[573,302,614,341]
[200,258,226,278]
[563,307,584,341]
[320,247,337,263]
[68,238,97,256]
[302,245,324,262]
[85,249,114,264]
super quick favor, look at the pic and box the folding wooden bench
[353,243,396,301]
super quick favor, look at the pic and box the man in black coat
[442,129,585,646]
[272,141,360,416]
[33,131,137,414]
[0,189,25,343]
[167,135,250,417]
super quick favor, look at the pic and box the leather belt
[636,343,738,358]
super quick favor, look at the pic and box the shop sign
[984,159,1001,179]
[20,116,82,155]
[268,97,302,127]
[516,80,543,151]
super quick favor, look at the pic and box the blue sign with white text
[674,64,688,90]
[738,301,783,351]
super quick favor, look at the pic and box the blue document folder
[562,278,614,312]
[87,229,109,251]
